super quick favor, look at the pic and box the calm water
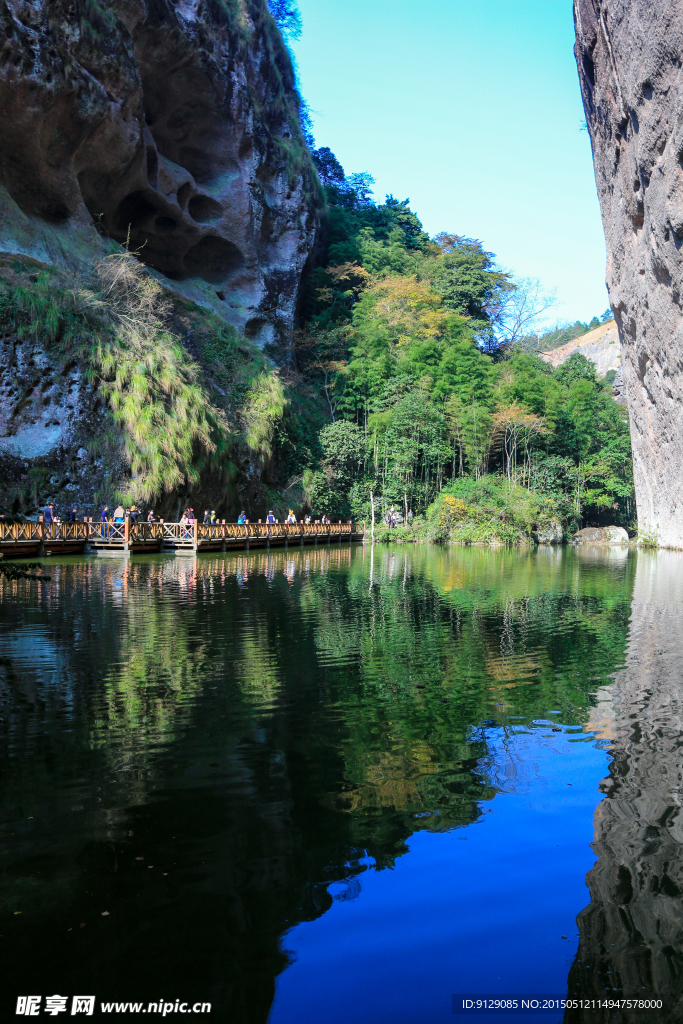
[1,544,682,1023]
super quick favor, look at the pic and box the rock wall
[0,0,321,347]
[566,551,683,1021]
[574,1,683,548]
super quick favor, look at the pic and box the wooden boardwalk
[0,519,364,557]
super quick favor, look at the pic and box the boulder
[570,526,629,546]
[533,521,564,545]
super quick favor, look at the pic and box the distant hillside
[539,320,621,377]
[517,313,613,354]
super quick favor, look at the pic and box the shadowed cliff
[566,550,683,1022]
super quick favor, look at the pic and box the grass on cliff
[3,255,286,505]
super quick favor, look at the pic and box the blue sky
[290,0,608,327]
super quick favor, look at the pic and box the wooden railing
[0,518,359,550]
[0,520,90,544]
[228,522,352,539]
[130,522,164,543]
[166,522,355,544]
[0,520,43,543]
[89,521,126,542]
[162,522,196,543]
[43,522,90,542]
[89,521,164,542]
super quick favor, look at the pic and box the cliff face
[567,551,683,1022]
[574,1,683,547]
[0,0,320,346]
[0,0,322,513]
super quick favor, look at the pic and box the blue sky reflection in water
[0,545,644,1022]
[273,727,608,1024]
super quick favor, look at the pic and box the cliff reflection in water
[567,551,683,1023]
[0,546,635,1021]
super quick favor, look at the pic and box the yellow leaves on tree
[316,262,370,305]
[436,494,474,528]
[492,402,547,486]
[358,275,450,346]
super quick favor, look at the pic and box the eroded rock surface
[575,1,683,548]
[0,0,320,346]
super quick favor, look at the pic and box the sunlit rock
[575,2,683,548]
[570,526,629,545]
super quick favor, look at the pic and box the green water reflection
[0,545,636,1020]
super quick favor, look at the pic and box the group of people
[42,502,339,529]
[265,510,331,526]
[43,502,77,526]
[384,504,413,528]
[100,504,157,525]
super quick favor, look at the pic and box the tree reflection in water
[0,546,636,1021]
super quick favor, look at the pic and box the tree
[428,234,511,328]
[319,421,366,480]
[267,0,302,39]
[487,277,557,350]
[492,403,547,486]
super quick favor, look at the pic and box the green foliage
[242,371,287,465]
[637,526,660,549]
[319,421,366,478]
[425,477,564,544]
[425,233,512,340]
[293,147,634,537]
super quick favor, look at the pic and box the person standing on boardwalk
[266,510,276,524]
[44,502,54,524]
[113,504,125,523]
[238,511,247,525]
[203,510,211,525]
[69,507,78,523]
